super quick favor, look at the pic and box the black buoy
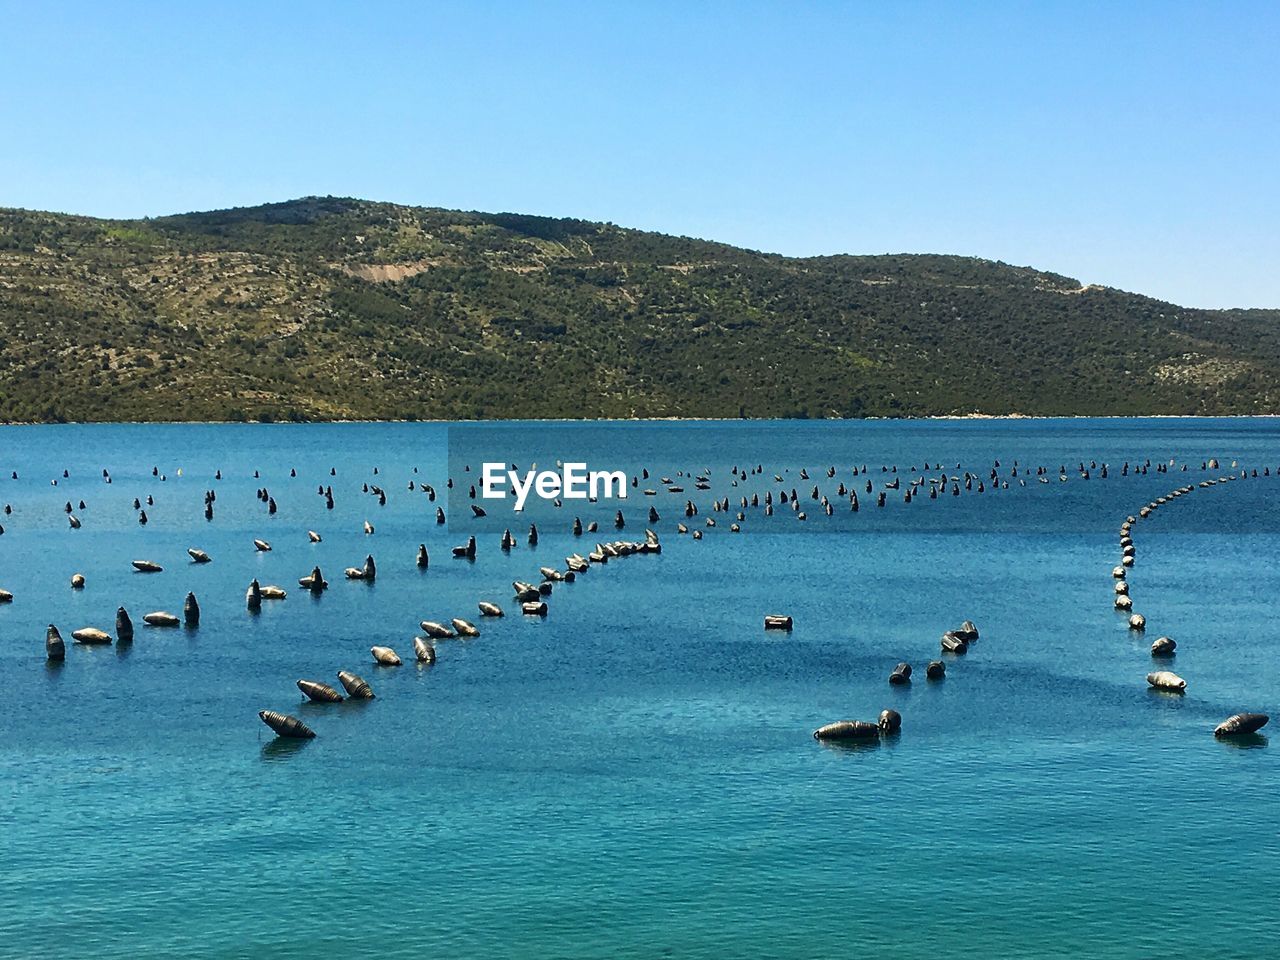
[116,606,134,643]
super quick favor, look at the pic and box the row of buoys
[6,456,1263,493]
[11,455,1269,575]
[1115,474,1271,737]
[44,597,198,660]
[261,665,381,738]
[886,659,949,684]
[259,528,664,740]
[1117,483,1194,651]
[17,453,1260,544]
[1113,485,1202,639]
[644,455,1245,534]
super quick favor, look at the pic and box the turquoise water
[1,419,1277,959]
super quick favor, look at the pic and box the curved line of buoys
[1114,468,1270,733]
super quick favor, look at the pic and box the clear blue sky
[2,1,1277,308]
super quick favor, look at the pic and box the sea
[0,418,1276,959]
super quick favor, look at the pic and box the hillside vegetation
[1,197,1277,421]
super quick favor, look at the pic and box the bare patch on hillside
[340,259,436,283]
[1154,354,1250,386]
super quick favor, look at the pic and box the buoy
[878,709,902,734]
[813,720,880,741]
[345,555,376,580]
[297,679,343,703]
[258,710,316,739]
[1214,713,1269,737]
[299,566,326,592]
[420,620,455,639]
[183,592,200,626]
[115,607,134,642]
[371,645,402,666]
[337,670,374,699]
[46,624,65,661]
[940,633,968,654]
[1150,636,1176,657]
[414,637,437,663]
[1147,671,1186,692]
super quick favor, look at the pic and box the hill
[1,196,1278,421]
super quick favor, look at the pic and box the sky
[2,1,1277,308]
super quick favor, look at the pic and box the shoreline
[1,413,1279,427]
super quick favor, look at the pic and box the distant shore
[2,413,1279,427]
